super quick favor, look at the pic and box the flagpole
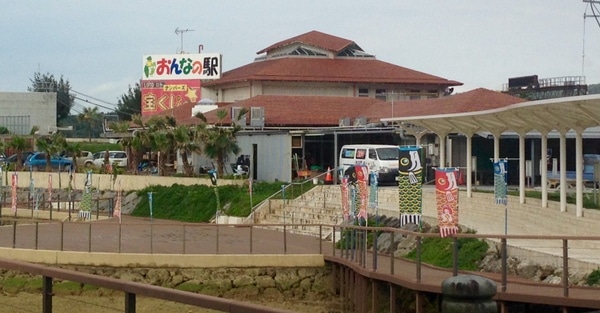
[504,157,508,236]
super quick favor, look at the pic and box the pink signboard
[141,79,202,116]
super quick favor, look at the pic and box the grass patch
[76,142,122,154]
[405,235,489,271]
[1,277,28,294]
[131,182,313,222]
[175,281,203,292]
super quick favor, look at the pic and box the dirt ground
[0,292,341,313]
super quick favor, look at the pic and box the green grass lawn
[130,182,314,222]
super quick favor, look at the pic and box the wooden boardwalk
[0,214,599,311]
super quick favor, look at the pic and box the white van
[338,144,399,184]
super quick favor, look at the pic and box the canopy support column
[466,134,473,198]
[541,133,548,208]
[559,131,567,212]
[519,133,526,204]
[575,129,584,217]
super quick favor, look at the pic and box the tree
[64,141,83,172]
[7,136,31,171]
[28,72,73,123]
[196,108,247,177]
[116,83,141,121]
[110,120,137,171]
[172,125,201,176]
[36,132,67,171]
[78,106,102,142]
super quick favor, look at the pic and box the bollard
[441,274,497,313]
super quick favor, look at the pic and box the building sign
[141,79,202,115]
[142,53,221,80]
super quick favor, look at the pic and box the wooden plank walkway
[0,214,599,310]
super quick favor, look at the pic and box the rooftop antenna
[582,0,600,76]
[175,27,194,54]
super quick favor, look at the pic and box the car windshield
[376,148,399,160]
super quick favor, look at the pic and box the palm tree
[196,108,247,177]
[149,130,171,175]
[36,132,66,171]
[172,125,201,176]
[64,141,83,172]
[7,135,31,171]
[109,120,135,171]
[78,106,101,142]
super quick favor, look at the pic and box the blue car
[24,152,73,171]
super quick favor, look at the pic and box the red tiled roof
[141,100,196,124]
[148,89,524,128]
[256,30,354,55]
[204,58,462,87]
[197,95,387,127]
[363,88,527,119]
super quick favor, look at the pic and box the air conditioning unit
[231,107,247,126]
[250,107,265,127]
[354,117,367,126]
[339,117,351,127]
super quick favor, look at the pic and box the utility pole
[175,28,194,54]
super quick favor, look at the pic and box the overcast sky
[1,1,599,114]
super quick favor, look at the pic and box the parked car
[62,150,94,167]
[2,152,34,169]
[24,152,73,171]
[93,150,128,168]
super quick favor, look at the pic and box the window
[356,149,367,159]
[376,148,399,160]
[342,148,355,158]
[358,88,368,97]
[375,89,386,101]
[292,136,303,148]
[368,149,377,159]
[408,89,421,100]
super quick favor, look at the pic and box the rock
[146,268,170,286]
[232,274,254,287]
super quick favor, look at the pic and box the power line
[70,89,118,107]
[72,95,115,112]
[70,89,141,118]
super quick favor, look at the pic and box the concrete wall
[3,171,246,191]
[0,248,324,268]
[0,92,57,135]
[237,132,292,182]
[262,81,352,96]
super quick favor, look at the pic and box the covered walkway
[381,91,600,218]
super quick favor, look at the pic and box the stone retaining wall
[0,264,339,307]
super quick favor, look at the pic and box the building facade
[0,92,57,135]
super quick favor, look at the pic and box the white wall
[0,92,57,135]
[236,132,292,182]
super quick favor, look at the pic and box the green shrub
[586,268,600,286]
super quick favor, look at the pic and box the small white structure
[191,98,218,116]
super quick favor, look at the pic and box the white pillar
[414,133,422,146]
[575,130,583,217]
[519,134,526,204]
[466,134,473,198]
[559,131,567,212]
[447,137,453,167]
[493,135,500,162]
[439,133,447,168]
[541,134,548,208]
